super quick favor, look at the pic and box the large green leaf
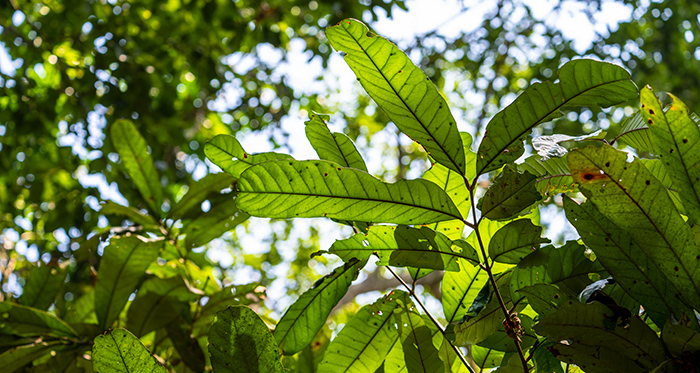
[510,241,604,301]
[478,166,542,221]
[535,302,667,373]
[394,294,444,373]
[661,318,700,358]
[441,259,488,325]
[110,119,163,214]
[275,258,364,355]
[95,235,162,330]
[326,19,466,175]
[519,155,576,196]
[488,219,549,264]
[204,134,293,178]
[305,113,367,171]
[100,201,158,227]
[0,302,77,338]
[641,86,700,223]
[209,306,285,373]
[564,197,692,326]
[568,145,700,310]
[193,284,266,337]
[92,328,168,373]
[329,225,476,271]
[182,198,250,249]
[613,112,653,152]
[516,283,574,317]
[640,159,686,214]
[317,293,400,372]
[126,276,195,337]
[18,264,66,310]
[476,59,637,175]
[237,160,463,225]
[168,172,236,220]
[0,340,69,373]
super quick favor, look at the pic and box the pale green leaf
[613,112,653,152]
[317,294,400,372]
[95,235,162,330]
[168,172,236,220]
[564,197,692,327]
[0,302,77,338]
[478,166,542,221]
[204,134,293,178]
[394,295,444,373]
[441,259,487,326]
[329,225,476,271]
[237,160,463,224]
[209,306,284,373]
[326,19,466,175]
[488,219,549,264]
[471,345,505,370]
[110,119,163,214]
[477,59,637,175]
[384,336,409,373]
[92,328,168,373]
[275,258,364,355]
[568,145,700,311]
[305,113,367,171]
[535,302,667,373]
[641,86,700,223]
[519,155,577,196]
[18,265,66,310]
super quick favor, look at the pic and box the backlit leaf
[168,172,236,220]
[613,112,653,152]
[99,201,158,227]
[326,19,466,175]
[394,294,444,373]
[237,160,463,225]
[478,166,542,221]
[18,265,66,310]
[182,198,250,249]
[305,113,367,171]
[0,302,77,338]
[477,59,637,175]
[488,219,549,264]
[92,328,168,373]
[519,155,577,196]
[205,134,293,178]
[0,340,69,373]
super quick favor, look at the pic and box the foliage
[2,2,700,373]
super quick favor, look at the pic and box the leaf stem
[385,265,476,373]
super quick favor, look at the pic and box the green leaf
[641,86,700,223]
[478,166,542,221]
[471,345,506,370]
[126,276,195,337]
[92,328,168,373]
[510,241,604,300]
[95,235,162,330]
[192,284,266,336]
[661,317,700,358]
[384,336,409,373]
[204,134,293,178]
[329,225,476,271]
[0,302,77,338]
[275,258,364,355]
[519,155,577,196]
[166,320,206,372]
[326,19,466,175]
[209,306,284,373]
[168,172,236,220]
[99,201,158,227]
[640,159,686,214]
[564,196,692,326]
[532,129,605,161]
[0,340,68,373]
[441,261,488,325]
[317,293,400,372]
[568,145,700,311]
[488,219,549,264]
[18,265,66,310]
[305,113,368,171]
[237,159,463,225]
[182,198,250,249]
[532,347,565,373]
[535,302,667,373]
[64,290,98,325]
[516,283,574,317]
[394,295,444,373]
[110,119,163,215]
[476,59,637,175]
[613,112,653,152]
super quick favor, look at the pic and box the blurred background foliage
[1,0,698,331]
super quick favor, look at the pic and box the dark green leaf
[564,196,692,326]
[662,317,700,358]
[110,119,163,214]
[317,293,401,372]
[641,86,700,223]
[471,345,505,370]
[92,328,168,373]
[168,172,236,220]
[95,235,162,330]
[99,201,158,227]
[477,59,637,174]
[182,198,250,249]
[275,258,364,355]
[394,294,444,373]
[613,112,653,152]
[237,160,463,224]
[209,306,284,373]
[0,340,68,373]
[305,113,367,171]
[326,19,466,175]
[18,265,66,310]
[535,302,667,373]
[478,166,542,221]
[193,284,266,337]
[0,302,77,338]
[329,225,475,271]
[488,219,549,264]
[569,145,700,311]
[532,347,565,373]
[204,134,293,178]
[519,155,576,196]
[166,320,206,372]
[126,277,195,337]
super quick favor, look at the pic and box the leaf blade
[305,113,368,171]
[92,328,168,373]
